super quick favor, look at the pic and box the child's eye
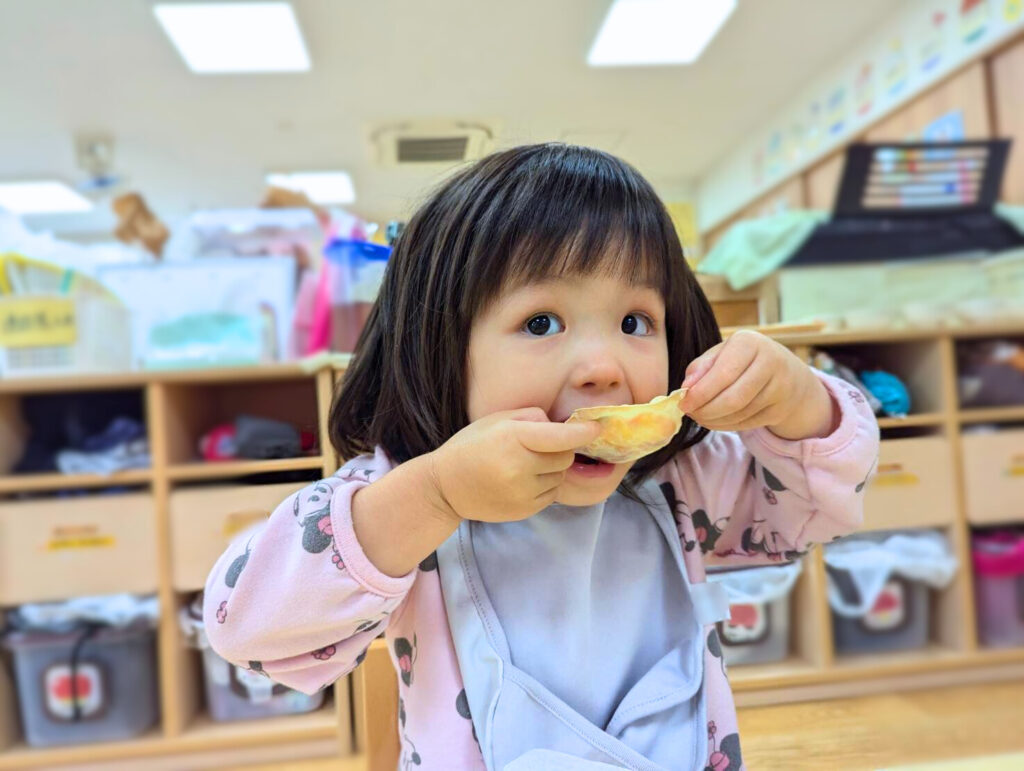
[523,313,564,336]
[622,313,654,335]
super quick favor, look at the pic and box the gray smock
[436,478,729,771]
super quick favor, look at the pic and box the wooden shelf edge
[0,709,344,770]
[0,730,167,770]
[181,706,338,747]
[957,405,1024,424]
[771,321,1024,347]
[728,657,824,690]
[0,469,153,494]
[167,456,327,481]
[0,364,319,395]
[732,645,1024,692]
[877,413,947,429]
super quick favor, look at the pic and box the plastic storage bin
[3,622,158,747]
[972,530,1024,648]
[824,530,957,656]
[706,560,802,665]
[181,597,324,722]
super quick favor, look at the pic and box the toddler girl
[205,144,878,771]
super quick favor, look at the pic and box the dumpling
[566,387,687,463]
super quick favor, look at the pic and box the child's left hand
[679,330,838,440]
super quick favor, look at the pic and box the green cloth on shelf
[698,209,829,290]
[995,202,1024,236]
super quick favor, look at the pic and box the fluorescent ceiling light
[154,2,310,73]
[266,171,356,204]
[0,181,94,214]
[588,0,736,66]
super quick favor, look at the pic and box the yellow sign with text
[222,510,271,538]
[46,534,117,551]
[0,297,76,347]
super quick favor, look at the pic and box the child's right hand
[428,408,601,524]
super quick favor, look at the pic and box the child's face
[467,272,669,506]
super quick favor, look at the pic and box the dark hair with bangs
[329,143,721,490]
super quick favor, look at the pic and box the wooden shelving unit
[1,323,1023,768]
[722,323,1024,705]
[0,365,358,770]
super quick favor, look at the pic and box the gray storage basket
[829,574,930,655]
[180,596,324,722]
[3,622,158,747]
[707,560,802,666]
[824,530,957,656]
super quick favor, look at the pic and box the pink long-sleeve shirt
[204,372,878,770]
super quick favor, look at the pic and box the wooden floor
[234,680,1024,771]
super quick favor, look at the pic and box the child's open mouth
[570,453,615,478]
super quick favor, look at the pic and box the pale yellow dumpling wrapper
[565,387,688,464]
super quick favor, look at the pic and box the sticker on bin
[873,462,920,487]
[719,603,769,645]
[46,525,116,552]
[860,578,908,632]
[222,510,271,538]
[43,662,104,721]
[1007,454,1024,478]
[824,530,957,619]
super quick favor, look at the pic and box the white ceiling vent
[372,122,494,167]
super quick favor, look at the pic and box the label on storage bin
[862,579,907,632]
[1006,454,1024,478]
[46,525,116,552]
[873,463,919,487]
[718,602,770,646]
[0,297,76,348]
[222,510,272,538]
[43,662,105,721]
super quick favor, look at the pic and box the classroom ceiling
[0,0,895,235]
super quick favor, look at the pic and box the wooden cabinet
[169,482,305,591]
[0,493,157,604]
[864,437,958,531]
[962,429,1024,524]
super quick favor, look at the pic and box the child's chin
[554,475,623,507]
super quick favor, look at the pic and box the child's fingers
[515,419,601,454]
[502,406,554,423]
[681,342,725,388]
[689,357,772,423]
[533,483,562,507]
[696,390,776,430]
[682,344,758,414]
[701,400,781,432]
[534,470,567,489]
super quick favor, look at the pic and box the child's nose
[571,344,626,392]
